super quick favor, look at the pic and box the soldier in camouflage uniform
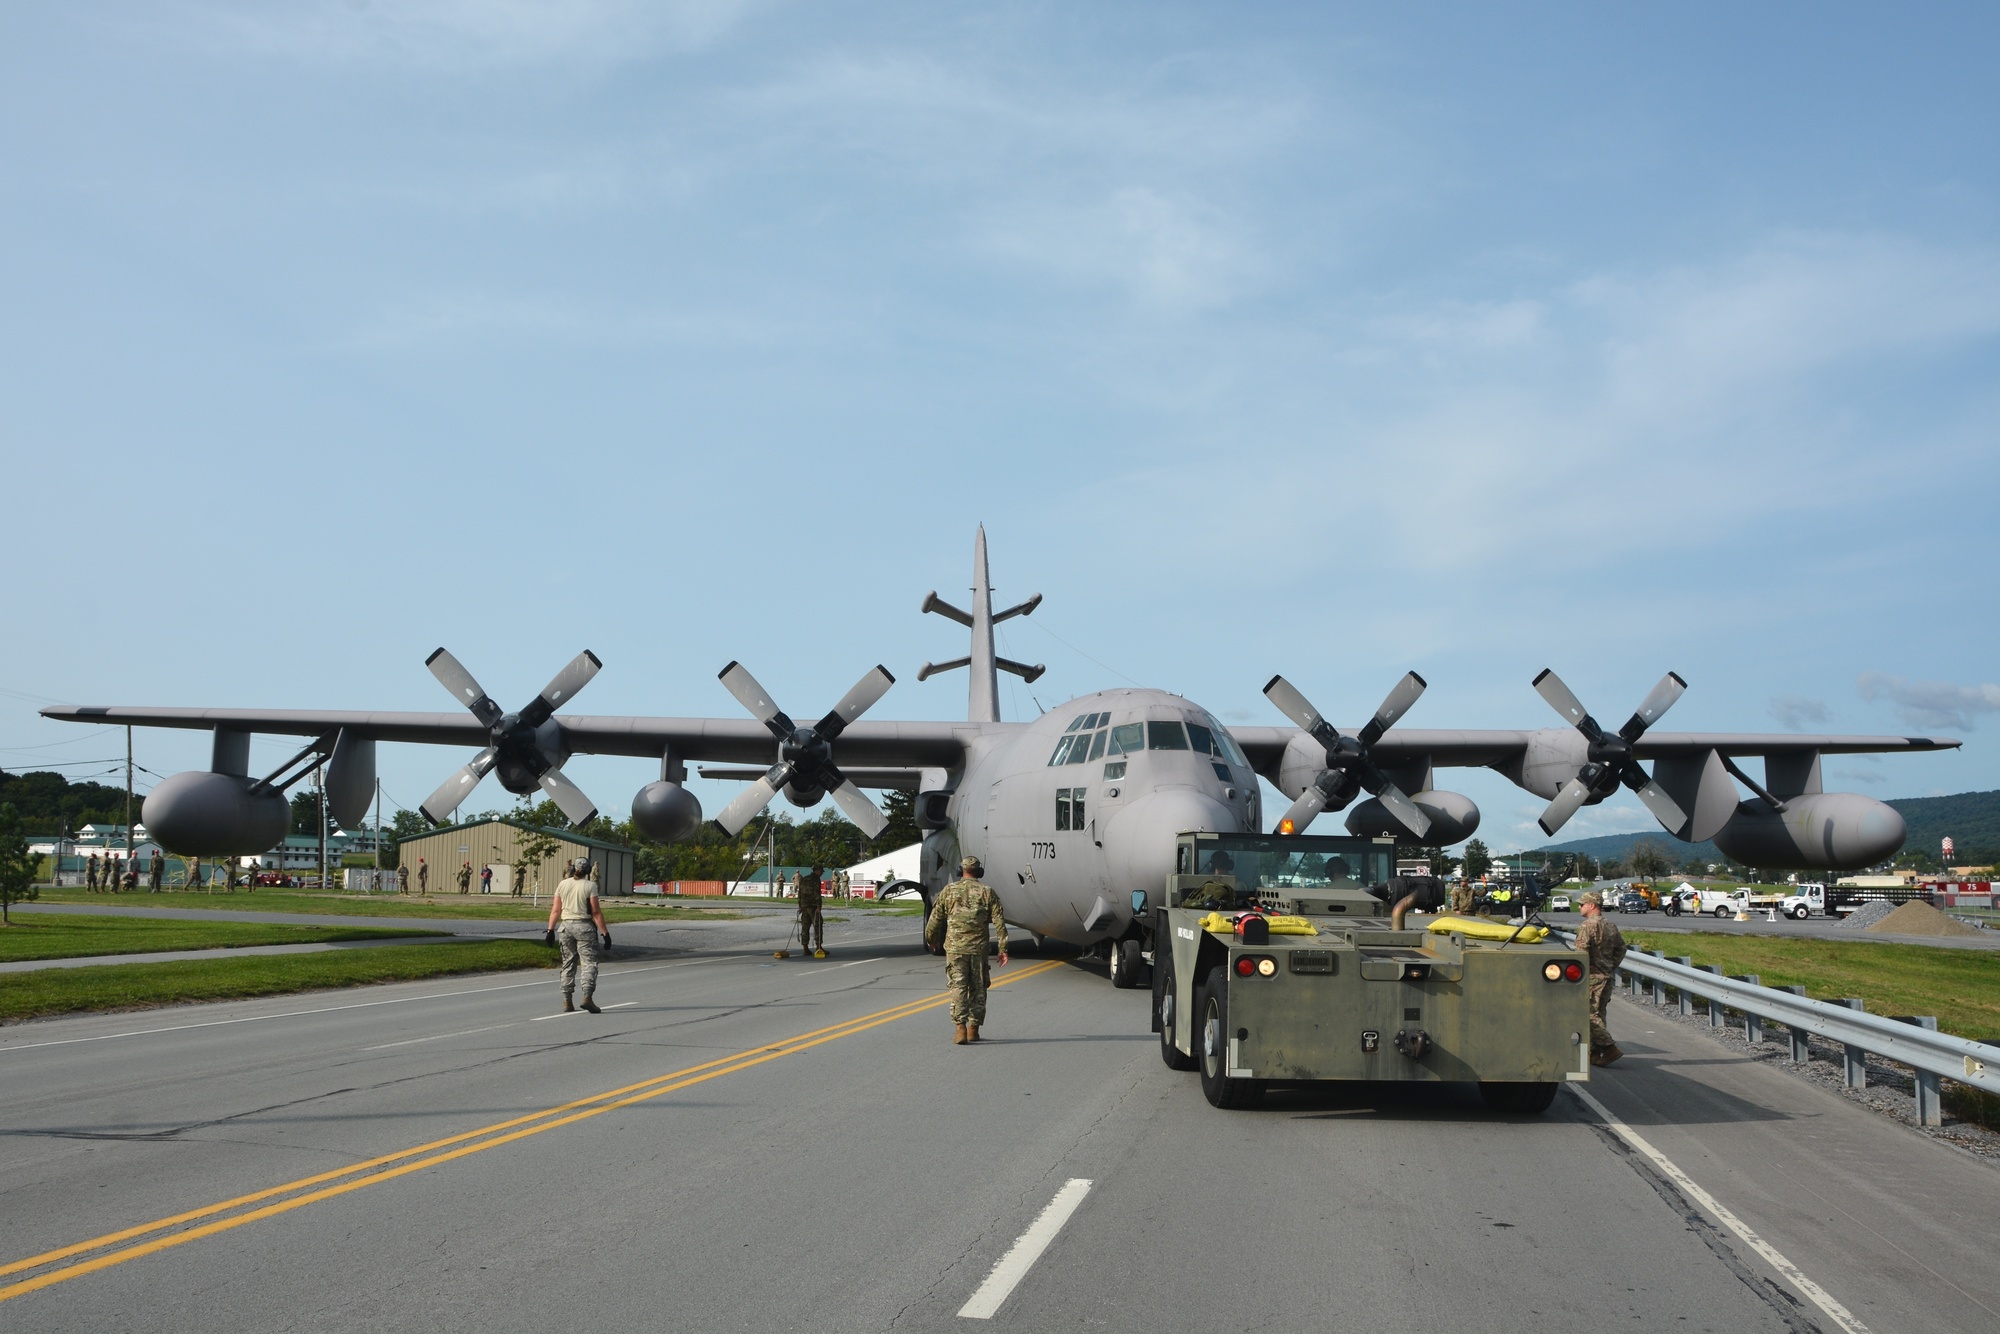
[797,864,826,958]
[544,858,611,1013]
[1448,878,1476,916]
[925,856,1009,1044]
[1573,891,1629,1065]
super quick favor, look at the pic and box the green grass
[1627,931,2000,1043]
[25,886,745,923]
[0,913,443,963]
[0,940,553,1024]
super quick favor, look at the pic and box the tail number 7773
[1031,841,1056,859]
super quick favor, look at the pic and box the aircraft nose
[1102,788,1241,908]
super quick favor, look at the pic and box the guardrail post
[1781,985,1810,1062]
[1699,965,1726,1027]
[1646,951,1664,1004]
[1894,1016,1943,1125]
[1838,998,1867,1088]
[1675,958,1694,1015]
[1738,975,1763,1044]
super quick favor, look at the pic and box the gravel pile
[1840,899,1899,929]
[1867,899,1987,937]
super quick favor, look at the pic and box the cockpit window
[1187,717,1249,767]
[1107,723,1145,756]
[1065,714,1090,733]
[1147,721,1190,751]
[1088,730,1107,761]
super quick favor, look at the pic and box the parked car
[1548,892,1572,912]
[1616,890,1651,914]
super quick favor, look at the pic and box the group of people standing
[82,853,187,893]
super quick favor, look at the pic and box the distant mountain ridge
[1532,789,2000,865]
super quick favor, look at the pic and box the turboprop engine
[142,771,289,857]
[1345,789,1481,846]
[1712,793,1906,871]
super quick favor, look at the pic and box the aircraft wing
[38,706,991,768]
[1228,725,1959,774]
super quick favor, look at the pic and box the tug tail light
[1235,956,1277,977]
[1544,960,1586,982]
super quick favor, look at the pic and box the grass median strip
[0,941,552,1024]
[1625,932,2000,1042]
[0,957,1067,1303]
[0,913,444,964]
[26,887,746,923]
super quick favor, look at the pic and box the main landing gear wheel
[1109,937,1146,989]
[1158,962,1197,1071]
[1478,1081,1558,1114]
[1197,974,1264,1109]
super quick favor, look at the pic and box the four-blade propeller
[418,647,604,827]
[1263,672,1432,840]
[709,661,896,840]
[1531,668,1689,837]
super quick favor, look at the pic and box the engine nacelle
[1345,789,1481,846]
[631,781,703,844]
[142,771,289,856]
[1711,793,1906,871]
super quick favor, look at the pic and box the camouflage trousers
[1588,974,1616,1050]
[557,922,600,999]
[945,952,990,1025]
[797,907,823,951]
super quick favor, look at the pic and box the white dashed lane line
[958,1179,1093,1320]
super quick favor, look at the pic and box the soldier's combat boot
[562,994,574,1013]
[953,1022,967,1044]
[581,996,601,1014]
[1598,1042,1623,1066]
[967,1024,981,1042]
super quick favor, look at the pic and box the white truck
[1777,883,1836,920]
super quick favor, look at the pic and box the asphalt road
[1,910,1994,1333]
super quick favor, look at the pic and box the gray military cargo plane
[41,528,1956,975]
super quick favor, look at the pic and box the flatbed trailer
[1144,832,1592,1113]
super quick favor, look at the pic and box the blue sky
[3,2,1996,852]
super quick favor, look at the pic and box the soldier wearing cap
[1573,891,1628,1065]
[925,855,1009,1044]
[544,857,611,1013]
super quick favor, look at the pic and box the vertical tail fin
[917,526,1045,722]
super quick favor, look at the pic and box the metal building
[394,819,635,897]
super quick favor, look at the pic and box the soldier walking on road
[1574,891,1629,1066]
[797,863,826,958]
[924,856,1009,1045]
[544,858,611,1014]
[457,861,472,895]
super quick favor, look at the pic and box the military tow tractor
[1144,832,1591,1113]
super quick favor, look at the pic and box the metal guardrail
[1549,929,1999,1126]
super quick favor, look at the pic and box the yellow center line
[0,958,1065,1304]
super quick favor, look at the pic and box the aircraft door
[983,774,1037,908]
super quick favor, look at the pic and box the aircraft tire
[1110,938,1145,989]
[1478,1081,1558,1115]
[1197,974,1264,1109]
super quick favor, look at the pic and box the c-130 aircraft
[44,528,1955,980]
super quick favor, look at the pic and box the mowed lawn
[1627,932,2000,1043]
[24,887,747,922]
[0,913,444,963]
[0,940,553,1023]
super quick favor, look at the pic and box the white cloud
[1768,695,1831,730]
[1857,672,2000,732]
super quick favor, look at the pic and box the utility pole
[316,762,327,892]
[373,777,382,893]
[124,726,134,885]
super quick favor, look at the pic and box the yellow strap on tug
[1196,912,1319,936]
[1425,915,1549,943]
